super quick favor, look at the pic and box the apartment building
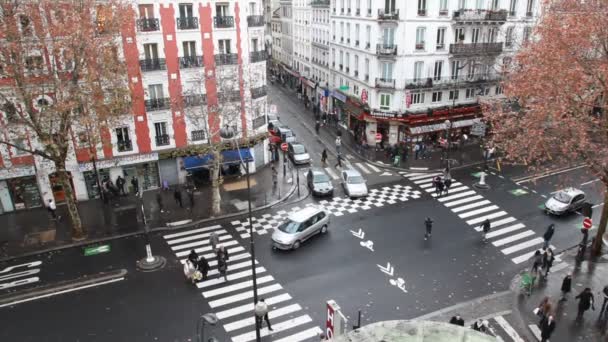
[311,0,332,111]
[0,1,269,212]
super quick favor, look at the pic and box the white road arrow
[350,228,365,239]
[360,240,374,251]
[389,277,408,293]
[377,262,394,276]
[380,172,393,177]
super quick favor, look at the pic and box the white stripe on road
[224,304,302,332]
[163,224,222,239]
[215,293,292,320]
[208,260,258,276]
[175,240,238,257]
[501,237,544,255]
[420,182,434,189]
[431,186,470,197]
[438,191,478,203]
[492,230,536,247]
[325,167,339,180]
[209,283,282,308]
[415,178,435,185]
[202,275,274,298]
[407,173,442,181]
[232,315,314,342]
[171,233,232,251]
[466,211,508,225]
[485,223,526,239]
[487,217,518,230]
[207,252,251,267]
[166,229,228,245]
[197,247,245,262]
[458,205,499,219]
[354,163,371,174]
[197,267,266,289]
[551,262,569,273]
[274,327,324,342]
[451,200,492,213]
[511,245,555,264]
[366,163,381,172]
[493,316,525,342]
[444,195,484,207]
[581,179,601,186]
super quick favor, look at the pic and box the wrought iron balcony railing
[375,78,396,89]
[251,86,267,99]
[214,16,234,28]
[145,98,171,111]
[137,18,160,32]
[155,134,170,146]
[215,53,238,65]
[378,9,399,20]
[179,56,203,69]
[183,94,207,107]
[376,44,397,55]
[177,17,199,30]
[404,74,502,90]
[117,140,132,152]
[140,58,166,72]
[250,51,267,63]
[452,9,508,22]
[247,15,264,27]
[449,42,503,56]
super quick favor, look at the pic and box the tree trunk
[210,150,222,217]
[55,162,85,241]
[592,188,608,256]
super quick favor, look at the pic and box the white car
[544,187,586,215]
[288,143,310,164]
[341,169,368,198]
[272,206,330,250]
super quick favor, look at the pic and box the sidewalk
[512,247,608,342]
[0,159,295,260]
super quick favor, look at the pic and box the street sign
[375,133,382,143]
[470,122,487,137]
[84,244,111,256]
[583,217,592,230]
[339,85,349,91]
[280,142,288,152]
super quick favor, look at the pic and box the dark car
[288,142,310,164]
[307,168,334,196]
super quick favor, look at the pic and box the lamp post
[444,119,452,171]
[136,188,166,271]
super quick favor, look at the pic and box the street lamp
[197,313,219,342]
[444,119,452,171]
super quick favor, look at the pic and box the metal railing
[215,53,238,65]
[378,9,399,20]
[177,17,199,30]
[145,98,171,111]
[250,51,267,63]
[155,134,170,146]
[137,18,160,32]
[375,78,396,88]
[376,44,397,55]
[183,94,207,107]
[220,90,241,102]
[247,15,264,27]
[404,74,502,90]
[311,0,330,5]
[117,140,133,152]
[139,58,166,72]
[449,42,503,56]
[179,56,203,69]
[452,9,508,22]
[251,86,267,99]
[214,16,234,28]
[417,9,427,16]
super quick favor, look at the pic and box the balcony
[356,9,360,15]
[215,53,238,65]
[179,56,203,69]
[415,43,425,50]
[340,37,344,43]
[117,140,133,152]
[345,67,349,73]
[367,8,372,16]
[247,15,264,27]
[526,11,533,17]
[220,90,241,102]
[250,51,267,63]
[509,11,516,16]
[439,9,449,16]
[251,86,267,99]
[139,58,166,72]
[347,8,351,15]
[417,9,427,16]
[354,70,359,77]
[177,17,199,30]
[145,98,171,112]
[355,40,359,46]
[449,42,503,56]
[365,74,369,81]
[347,38,350,44]
[376,44,397,56]
[375,78,396,89]
[378,9,399,20]
[311,0,330,6]
[365,42,370,49]
[436,43,445,50]
[214,16,234,28]
[452,9,508,23]
[404,74,502,90]
[339,64,343,71]
[155,134,170,146]
[183,94,207,107]
[137,18,160,32]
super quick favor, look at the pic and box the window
[2,102,17,122]
[115,127,132,152]
[143,43,159,61]
[496,85,503,95]
[488,28,497,43]
[216,4,229,16]
[454,27,464,43]
[467,63,476,78]
[415,27,426,50]
[19,15,33,36]
[449,90,459,101]
[25,56,44,71]
[505,27,514,47]
[149,84,164,99]
[523,26,532,42]
[384,0,396,13]
[379,93,391,110]
[191,130,206,141]
[471,28,480,43]
[439,0,448,14]
[451,60,461,79]
[139,4,154,18]
[179,3,194,18]
[382,27,395,46]
[417,0,427,15]
[465,88,476,98]
[432,91,442,103]
[365,25,371,48]
[412,93,425,104]
[475,0,483,9]
[509,0,517,15]
[356,0,361,14]
[340,22,344,41]
[367,0,372,15]
[183,41,196,57]
[526,0,534,15]
[490,0,499,10]
[413,61,424,81]
[13,139,28,155]
[218,39,231,54]
[458,0,466,9]
[364,58,369,79]
[433,60,443,81]
[154,122,169,146]
[345,52,350,70]
[354,55,359,73]
[381,62,393,79]
[436,27,446,49]
[346,23,351,42]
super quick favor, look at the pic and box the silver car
[341,169,368,198]
[544,187,586,215]
[288,143,310,164]
[272,206,330,250]
[307,168,334,197]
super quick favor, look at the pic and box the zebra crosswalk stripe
[224,303,302,332]
[354,162,371,174]
[366,163,381,172]
[325,167,339,180]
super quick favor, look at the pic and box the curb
[0,179,298,263]
[0,268,127,308]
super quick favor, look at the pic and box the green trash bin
[393,155,401,166]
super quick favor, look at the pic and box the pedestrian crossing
[485,314,526,342]
[163,225,323,342]
[401,172,565,266]
[321,157,383,180]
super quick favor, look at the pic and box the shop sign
[405,90,412,108]
[370,110,397,119]
[470,122,487,137]
[78,152,159,172]
[331,90,347,103]
[361,89,368,104]
[0,165,36,180]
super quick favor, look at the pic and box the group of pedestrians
[432,172,453,198]
[155,187,195,213]
[183,232,228,283]
[448,314,491,336]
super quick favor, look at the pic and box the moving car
[278,127,296,143]
[272,206,330,250]
[307,168,334,197]
[288,142,310,164]
[544,187,586,215]
[341,169,368,198]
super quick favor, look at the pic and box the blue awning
[183,148,254,170]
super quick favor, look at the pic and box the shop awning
[283,66,300,77]
[183,149,254,170]
[409,118,481,135]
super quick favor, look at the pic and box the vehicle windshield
[277,220,300,234]
[293,145,306,154]
[553,191,572,204]
[283,130,293,137]
[313,174,330,183]
[268,114,278,121]
[347,175,365,184]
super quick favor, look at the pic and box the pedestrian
[471,319,488,333]
[436,179,445,197]
[575,287,595,320]
[443,178,452,195]
[531,250,543,275]
[449,314,465,326]
[174,188,183,208]
[543,224,555,250]
[321,149,328,165]
[255,298,274,331]
[335,153,343,168]
[271,166,278,187]
[216,245,229,282]
[600,285,608,316]
[47,199,59,220]
[335,136,342,154]
[187,188,195,209]
[209,231,219,252]
[539,315,556,342]
[542,248,555,277]
[131,177,139,196]
[197,256,209,280]
[414,143,420,160]
[116,176,126,196]
[481,218,491,242]
[433,176,442,197]
[188,249,199,267]
[424,217,433,240]
[559,274,572,302]
[156,192,164,213]
[536,296,552,323]
[315,120,320,134]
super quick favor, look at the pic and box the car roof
[558,187,585,196]
[310,168,327,176]
[289,142,304,147]
[342,168,362,177]
[288,206,324,222]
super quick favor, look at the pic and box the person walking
[187,188,195,210]
[197,255,209,281]
[131,177,139,196]
[315,120,320,134]
[335,136,342,154]
[188,249,199,268]
[174,188,183,208]
[449,314,465,326]
[156,192,164,213]
[559,274,572,302]
[271,166,278,188]
[600,285,608,316]
[321,149,328,165]
[539,315,556,342]
[531,250,543,276]
[424,217,433,240]
[575,287,595,320]
[536,296,552,324]
[116,176,126,196]
[542,248,555,277]
[433,176,442,197]
[255,298,274,331]
[335,153,343,168]
[414,143,420,160]
[209,231,219,252]
[47,199,59,220]
[443,178,452,196]
[217,245,229,282]
[543,224,555,250]
[436,179,445,198]
[481,219,491,242]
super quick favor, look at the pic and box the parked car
[277,127,296,143]
[544,187,586,215]
[341,168,368,198]
[307,168,334,197]
[288,142,310,164]
[268,121,287,135]
[272,206,330,250]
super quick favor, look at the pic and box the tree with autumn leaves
[484,0,608,255]
[0,0,131,240]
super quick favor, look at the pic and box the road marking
[501,237,544,255]
[325,167,339,180]
[487,217,518,229]
[274,327,324,342]
[437,190,478,202]
[171,233,232,251]
[528,324,542,341]
[581,179,601,186]
[232,314,314,342]
[166,229,228,245]
[163,224,223,239]
[515,164,588,184]
[431,186,470,197]
[175,239,238,257]
[215,293,292,320]
[494,316,525,342]
[593,202,604,209]
[458,205,500,219]
[485,223,526,239]
[492,230,536,247]
[366,163,381,172]
[224,304,302,332]
[408,173,442,181]
[419,182,434,189]
[206,252,251,267]
[451,200,492,213]
[202,275,274,298]
[551,262,569,273]
[466,211,508,225]
[208,283,282,308]
[197,267,266,289]
[190,246,245,263]
[444,195,484,207]
[208,260,258,276]
[409,167,429,170]
[354,163,371,174]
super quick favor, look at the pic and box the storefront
[330,90,347,125]
[0,166,43,213]
[83,168,110,199]
[300,76,315,102]
[281,64,300,90]
[406,105,481,145]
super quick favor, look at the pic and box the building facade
[311,0,331,111]
[0,0,269,213]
